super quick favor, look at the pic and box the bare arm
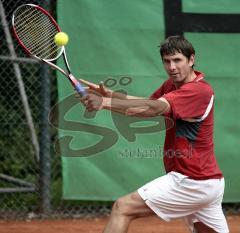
[80,79,143,100]
[103,97,170,117]
[80,79,170,117]
[82,93,170,117]
[111,92,143,100]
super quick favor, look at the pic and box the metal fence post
[39,63,51,215]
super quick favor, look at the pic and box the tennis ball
[54,32,69,46]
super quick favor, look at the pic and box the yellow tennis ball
[54,32,69,46]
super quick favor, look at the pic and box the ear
[189,54,195,67]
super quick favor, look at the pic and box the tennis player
[80,35,229,233]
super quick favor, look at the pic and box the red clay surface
[0,215,239,233]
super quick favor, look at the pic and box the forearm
[102,97,169,117]
[108,90,144,100]
[80,78,143,100]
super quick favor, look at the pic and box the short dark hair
[160,35,195,60]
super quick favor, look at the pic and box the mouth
[170,73,179,77]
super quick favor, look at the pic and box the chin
[172,77,183,82]
[173,79,184,85]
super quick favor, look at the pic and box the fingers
[77,94,88,105]
[79,79,98,89]
[99,81,105,92]
[79,79,91,85]
[80,96,94,111]
[77,93,103,112]
[79,79,106,93]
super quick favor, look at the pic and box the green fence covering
[56,0,240,201]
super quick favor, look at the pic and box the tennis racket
[12,4,86,96]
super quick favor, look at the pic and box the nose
[169,61,176,71]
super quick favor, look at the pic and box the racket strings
[16,7,58,58]
[13,5,61,60]
[15,6,58,55]
[16,12,54,53]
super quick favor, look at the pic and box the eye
[174,58,181,63]
[163,59,170,64]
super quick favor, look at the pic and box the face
[162,52,195,85]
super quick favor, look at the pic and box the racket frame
[12,4,86,96]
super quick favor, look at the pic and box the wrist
[105,89,113,98]
[102,97,111,109]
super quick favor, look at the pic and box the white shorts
[138,171,229,233]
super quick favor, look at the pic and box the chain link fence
[0,0,111,220]
[0,0,239,220]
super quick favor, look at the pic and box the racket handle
[75,82,87,97]
[69,74,87,97]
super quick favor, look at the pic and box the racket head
[12,4,64,61]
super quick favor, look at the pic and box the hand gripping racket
[12,4,86,96]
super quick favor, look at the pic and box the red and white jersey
[151,71,223,180]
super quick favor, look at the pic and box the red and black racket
[12,4,86,96]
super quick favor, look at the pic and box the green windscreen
[55,0,240,202]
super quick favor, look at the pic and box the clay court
[0,215,239,233]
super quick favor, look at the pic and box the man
[80,36,229,233]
